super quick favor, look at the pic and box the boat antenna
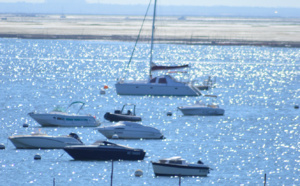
[122,0,152,79]
[149,0,157,79]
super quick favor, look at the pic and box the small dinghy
[104,104,142,122]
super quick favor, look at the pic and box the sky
[0,0,300,8]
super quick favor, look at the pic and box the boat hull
[115,83,200,96]
[104,112,141,122]
[178,107,224,116]
[152,162,209,176]
[64,147,146,160]
[8,136,83,149]
[98,129,163,139]
[28,112,100,127]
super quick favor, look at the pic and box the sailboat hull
[115,82,200,96]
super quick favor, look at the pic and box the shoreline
[1,33,299,47]
[0,14,300,47]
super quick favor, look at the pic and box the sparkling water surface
[0,38,299,185]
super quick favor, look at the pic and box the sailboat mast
[149,0,157,78]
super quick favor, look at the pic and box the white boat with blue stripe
[28,101,100,127]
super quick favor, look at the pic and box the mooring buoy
[135,169,143,177]
[0,143,5,150]
[100,89,106,95]
[34,154,41,160]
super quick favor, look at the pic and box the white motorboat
[152,156,210,177]
[115,0,201,96]
[178,95,225,116]
[97,121,164,139]
[8,131,83,149]
[28,101,100,127]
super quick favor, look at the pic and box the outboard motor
[69,133,83,144]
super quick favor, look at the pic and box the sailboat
[115,0,201,96]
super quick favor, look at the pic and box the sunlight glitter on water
[0,38,299,185]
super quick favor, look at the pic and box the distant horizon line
[0,2,299,18]
[0,1,300,9]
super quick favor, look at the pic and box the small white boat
[178,95,225,116]
[8,131,83,149]
[28,101,100,127]
[152,156,210,177]
[97,121,164,139]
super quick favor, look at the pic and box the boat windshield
[52,106,66,113]
[150,77,157,83]
[92,141,134,149]
[169,160,184,164]
[120,121,142,127]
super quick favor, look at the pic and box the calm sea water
[0,38,299,185]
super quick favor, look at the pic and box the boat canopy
[67,101,85,114]
[120,103,136,115]
[92,140,134,149]
[151,62,189,71]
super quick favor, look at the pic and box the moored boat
[104,104,141,122]
[64,140,146,161]
[28,101,100,127]
[116,75,201,96]
[115,0,201,97]
[8,131,83,149]
[178,95,224,116]
[152,156,210,176]
[97,121,164,139]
